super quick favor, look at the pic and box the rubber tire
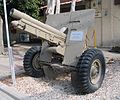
[71,49,106,94]
[23,46,44,78]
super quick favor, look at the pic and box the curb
[0,82,30,100]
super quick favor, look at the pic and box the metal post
[93,30,97,48]
[0,16,4,54]
[3,0,16,85]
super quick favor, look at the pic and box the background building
[87,0,120,47]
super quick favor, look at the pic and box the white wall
[111,0,120,46]
[101,0,113,47]
[89,0,120,47]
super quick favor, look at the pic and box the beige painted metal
[46,45,65,55]
[62,9,95,66]
[10,9,66,41]
[11,9,95,66]
[11,19,65,45]
[10,9,66,56]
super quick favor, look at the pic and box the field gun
[10,9,106,94]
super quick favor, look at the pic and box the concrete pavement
[0,54,24,79]
[0,44,30,79]
[0,43,41,79]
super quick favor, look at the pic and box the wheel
[71,49,106,94]
[23,46,44,78]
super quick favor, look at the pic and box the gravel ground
[1,60,120,100]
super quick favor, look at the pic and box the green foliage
[0,0,46,20]
[11,0,41,20]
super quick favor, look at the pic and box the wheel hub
[32,53,41,71]
[90,59,102,85]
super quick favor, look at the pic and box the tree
[0,0,46,20]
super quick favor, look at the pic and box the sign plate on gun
[70,31,83,41]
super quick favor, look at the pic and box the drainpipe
[55,0,60,14]
[47,0,60,15]
[71,0,76,11]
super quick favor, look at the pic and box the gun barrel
[11,18,65,45]
[10,9,66,39]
